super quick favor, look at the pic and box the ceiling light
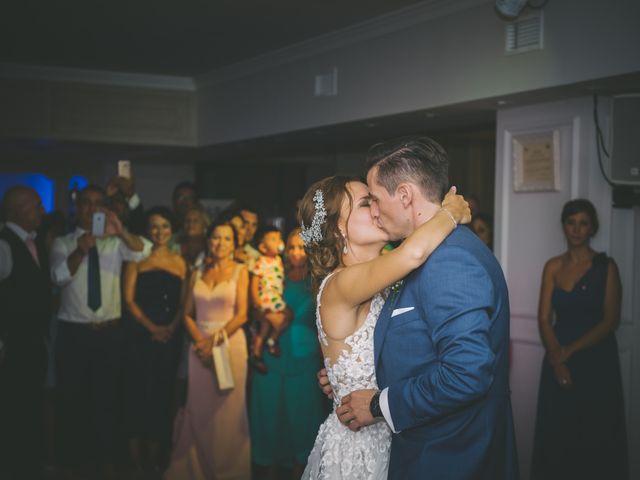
[496,0,528,18]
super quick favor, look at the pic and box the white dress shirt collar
[5,222,37,242]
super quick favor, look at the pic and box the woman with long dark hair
[123,207,185,474]
[531,199,628,480]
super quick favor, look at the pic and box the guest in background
[250,226,288,373]
[470,212,493,250]
[223,208,259,268]
[166,221,250,480]
[0,186,50,479]
[250,228,327,479]
[177,205,210,271]
[531,199,628,480]
[106,191,131,227]
[172,181,199,234]
[124,207,186,475]
[51,185,151,479]
[240,203,260,250]
[228,211,249,260]
[467,193,481,216]
[173,204,211,410]
[107,175,145,234]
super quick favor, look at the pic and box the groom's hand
[337,389,377,432]
[317,368,333,399]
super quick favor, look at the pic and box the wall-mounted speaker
[610,94,640,185]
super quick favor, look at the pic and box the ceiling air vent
[505,12,543,54]
[315,67,338,97]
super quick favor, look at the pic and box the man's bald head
[2,186,44,233]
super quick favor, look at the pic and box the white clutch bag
[211,329,235,391]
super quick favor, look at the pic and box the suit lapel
[4,227,40,269]
[374,284,402,369]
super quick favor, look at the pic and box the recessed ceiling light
[365,122,377,128]
[425,112,437,119]
[497,100,510,106]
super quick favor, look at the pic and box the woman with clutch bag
[165,220,251,480]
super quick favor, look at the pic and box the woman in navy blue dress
[532,199,627,480]
[124,207,187,474]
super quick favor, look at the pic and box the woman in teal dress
[250,227,328,479]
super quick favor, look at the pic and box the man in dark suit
[0,186,50,479]
[338,137,519,479]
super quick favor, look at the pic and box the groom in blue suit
[338,136,519,479]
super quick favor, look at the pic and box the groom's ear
[396,183,413,208]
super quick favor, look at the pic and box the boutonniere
[389,280,403,302]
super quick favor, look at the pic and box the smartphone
[92,212,106,237]
[118,160,131,179]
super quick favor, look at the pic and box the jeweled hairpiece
[300,189,327,246]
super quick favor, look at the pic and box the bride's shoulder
[317,270,361,341]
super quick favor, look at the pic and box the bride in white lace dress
[297,176,469,479]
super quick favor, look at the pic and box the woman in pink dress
[165,220,251,480]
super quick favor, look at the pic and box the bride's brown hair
[297,175,360,294]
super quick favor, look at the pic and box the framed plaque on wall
[512,129,561,192]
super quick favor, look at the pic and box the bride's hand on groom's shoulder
[336,389,377,432]
[317,368,333,399]
[442,186,472,225]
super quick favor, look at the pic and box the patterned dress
[302,273,391,479]
[252,255,285,312]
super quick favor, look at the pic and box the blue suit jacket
[374,227,519,479]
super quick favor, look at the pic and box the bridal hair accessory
[300,189,327,246]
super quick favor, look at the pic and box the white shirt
[0,222,37,281]
[380,388,398,432]
[50,227,151,323]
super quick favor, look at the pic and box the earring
[343,243,348,255]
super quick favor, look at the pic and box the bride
[298,175,470,479]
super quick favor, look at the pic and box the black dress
[125,270,182,443]
[531,253,628,480]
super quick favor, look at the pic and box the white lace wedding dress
[302,274,391,479]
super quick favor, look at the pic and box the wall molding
[0,63,196,91]
[196,0,491,87]
[0,77,198,146]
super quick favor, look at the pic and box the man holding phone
[50,185,151,477]
[106,164,146,235]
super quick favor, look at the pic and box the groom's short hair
[366,136,449,203]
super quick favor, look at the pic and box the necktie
[87,246,102,311]
[25,237,40,266]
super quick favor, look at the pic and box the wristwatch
[369,390,383,419]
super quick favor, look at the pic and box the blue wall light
[0,173,55,212]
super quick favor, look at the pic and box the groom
[337,136,519,479]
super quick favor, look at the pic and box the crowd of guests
[0,174,628,479]
[0,178,328,480]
